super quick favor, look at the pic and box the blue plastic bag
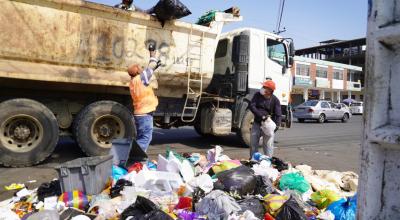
[112,165,127,182]
[327,195,357,220]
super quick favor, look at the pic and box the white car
[350,102,363,114]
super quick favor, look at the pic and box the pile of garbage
[0,145,358,220]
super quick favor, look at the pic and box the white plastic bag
[261,117,276,136]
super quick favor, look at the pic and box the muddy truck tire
[73,101,136,156]
[237,109,254,148]
[0,99,59,167]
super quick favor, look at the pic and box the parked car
[349,101,363,114]
[293,100,351,123]
[338,103,351,112]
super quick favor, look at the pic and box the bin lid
[55,155,113,169]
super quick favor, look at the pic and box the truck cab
[198,28,295,146]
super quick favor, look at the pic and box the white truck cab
[199,28,294,146]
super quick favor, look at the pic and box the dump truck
[0,0,295,167]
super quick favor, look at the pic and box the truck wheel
[194,122,213,138]
[73,101,136,156]
[286,109,293,128]
[236,109,254,147]
[0,99,59,167]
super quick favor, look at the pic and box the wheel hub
[99,125,112,137]
[0,115,43,152]
[13,125,31,140]
[91,115,125,148]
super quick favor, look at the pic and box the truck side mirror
[289,41,295,57]
[288,56,294,66]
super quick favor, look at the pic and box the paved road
[0,115,363,200]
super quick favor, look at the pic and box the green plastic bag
[311,190,341,209]
[279,172,310,194]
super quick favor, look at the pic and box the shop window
[296,63,310,77]
[333,69,343,80]
[316,66,328,78]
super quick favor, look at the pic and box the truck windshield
[267,39,287,66]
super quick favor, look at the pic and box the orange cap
[262,80,276,91]
[127,64,143,77]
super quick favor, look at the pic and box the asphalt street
[0,115,363,200]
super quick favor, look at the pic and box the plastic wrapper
[112,165,128,182]
[237,198,266,219]
[176,210,206,220]
[326,195,357,220]
[175,197,192,210]
[271,157,288,171]
[196,190,241,220]
[311,190,341,209]
[254,175,277,196]
[275,196,308,220]
[120,196,173,220]
[110,179,133,198]
[58,191,90,211]
[128,162,143,173]
[261,117,276,136]
[37,180,62,202]
[211,160,241,174]
[263,194,289,217]
[279,172,311,194]
[215,165,257,196]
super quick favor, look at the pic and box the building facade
[290,56,363,106]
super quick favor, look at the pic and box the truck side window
[267,39,286,66]
[215,39,228,58]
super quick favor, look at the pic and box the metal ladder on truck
[181,27,205,123]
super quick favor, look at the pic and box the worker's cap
[262,80,276,91]
[127,64,143,77]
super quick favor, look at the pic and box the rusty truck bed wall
[0,0,218,97]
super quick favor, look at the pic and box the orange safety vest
[129,75,158,115]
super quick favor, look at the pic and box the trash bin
[109,139,131,166]
[55,155,113,195]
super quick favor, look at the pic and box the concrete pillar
[337,90,341,103]
[358,1,400,219]
[321,90,325,100]
[348,90,352,99]
[303,88,308,101]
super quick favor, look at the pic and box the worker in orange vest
[127,45,160,152]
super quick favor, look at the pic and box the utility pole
[358,0,400,219]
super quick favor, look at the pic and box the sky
[91,0,367,49]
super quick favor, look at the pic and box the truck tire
[73,101,136,156]
[285,109,293,128]
[194,122,213,138]
[236,109,254,147]
[0,99,59,167]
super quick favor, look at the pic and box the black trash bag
[192,187,206,212]
[215,165,257,196]
[37,180,62,202]
[238,198,266,219]
[152,0,191,26]
[272,157,289,172]
[275,196,308,220]
[254,175,277,196]
[120,196,173,220]
[240,160,258,168]
[110,179,133,198]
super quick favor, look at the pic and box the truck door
[264,37,290,106]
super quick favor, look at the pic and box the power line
[274,0,286,34]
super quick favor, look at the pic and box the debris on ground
[0,144,358,219]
